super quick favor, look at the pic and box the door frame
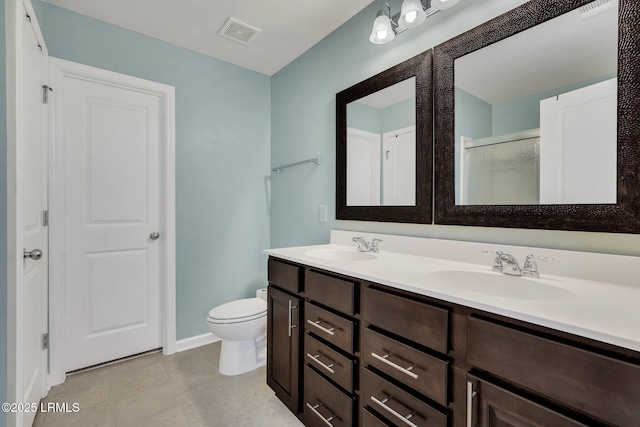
[6,0,48,425]
[47,58,176,385]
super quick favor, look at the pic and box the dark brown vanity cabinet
[267,257,640,427]
[267,259,303,413]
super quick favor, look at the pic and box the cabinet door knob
[287,300,297,337]
[466,381,477,427]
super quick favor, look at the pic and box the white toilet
[206,289,268,376]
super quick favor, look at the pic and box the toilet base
[218,336,266,376]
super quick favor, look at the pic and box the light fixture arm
[378,2,403,35]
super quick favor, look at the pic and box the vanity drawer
[363,287,449,354]
[303,365,353,427]
[363,328,448,406]
[304,333,355,393]
[467,317,640,427]
[305,270,356,316]
[268,258,301,293]
[305,302,355,353]
[362,408,389,427]
[362,368,447,427]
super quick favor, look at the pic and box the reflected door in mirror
[346,77,416,207]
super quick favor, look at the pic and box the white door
[539,78,617,204]
[19,3,49,426]
[51,59,171,373]
[383,126,416,205]
[347,128,381,206]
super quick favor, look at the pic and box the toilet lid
[208,298,267,321]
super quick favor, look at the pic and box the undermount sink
[427,270,577,302]
[304,248,377,261]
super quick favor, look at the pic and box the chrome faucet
[369,238,383,253]
[352,236,383,253]
[352,237,370,252]
[522,254,554,278]
[483,251,554,277]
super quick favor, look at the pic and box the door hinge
[42,85,53,104]
[43,210,49,227]
[42,333,49,350]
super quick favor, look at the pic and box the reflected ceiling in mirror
[346,77,416,206]
[454,0,618,205]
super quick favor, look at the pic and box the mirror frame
[336,50,432,223]
[433,0,640,233]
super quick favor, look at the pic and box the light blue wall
[381,97,415,133]
[270,0,640,256]
[33,2,271,340]
[492,74,617,135]
[346,102,381,133]
[1,1,8,424]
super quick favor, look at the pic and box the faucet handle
[522,254,554,278]
[370,238,383,253]
[482,250,504,272]
[352,236,370,252]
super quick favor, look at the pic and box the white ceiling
[355,77,416,109]
[41,0,374,76]
[455,0,617,105]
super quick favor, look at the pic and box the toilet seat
[207,298,267,324]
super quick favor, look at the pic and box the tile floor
[33,342,304,427]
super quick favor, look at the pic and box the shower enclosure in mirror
[337,50,432,223]
[434,0,640,233]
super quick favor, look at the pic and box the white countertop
[265,231,640,353]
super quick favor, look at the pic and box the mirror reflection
[347,77,416,206]
[454,0,617,205]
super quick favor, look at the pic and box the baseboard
[176,333,220,353]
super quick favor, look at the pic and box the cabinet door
[467,375,587,427]
[267,285,302,413]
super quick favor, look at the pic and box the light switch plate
[319,205,328,222]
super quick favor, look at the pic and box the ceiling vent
[219,18,261,45]
[580,0,614,20]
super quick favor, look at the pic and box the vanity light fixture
[370,0,460,44]
[369,3,397,44]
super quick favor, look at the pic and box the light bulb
[399,0,427,29]
[369,12,395,44]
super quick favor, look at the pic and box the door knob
[149,231,160,240]
[24,249,43,260]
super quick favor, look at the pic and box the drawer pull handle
[305,402,337,426]
[466,381,477,427]
[306,352,336,374]
[288,300,297,337]
[371,395,418,427]
[371,352,418,379]
[307,319,336,336]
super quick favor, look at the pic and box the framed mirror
[434,0,640,233]
[336,50,432,223]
